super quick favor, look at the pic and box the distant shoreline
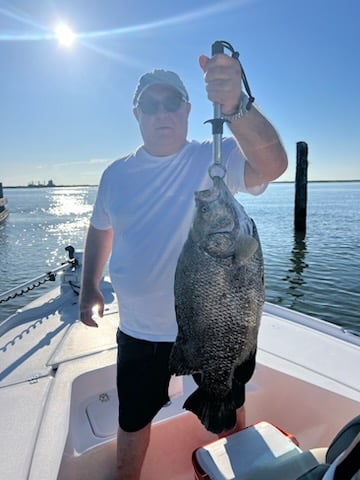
[4,184,98,189]
[3,179,360,189]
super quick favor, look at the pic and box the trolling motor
[206,40,255,178]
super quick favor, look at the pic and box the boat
[0,246,359,479]
[0,182,9,224]
[0,200,9,224]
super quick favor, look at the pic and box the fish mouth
[207,223,235,235]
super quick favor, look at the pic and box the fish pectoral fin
[235,235,258,262]
[169,344,196,376]
[183,388,237,434]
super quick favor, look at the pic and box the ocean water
[0,183,359,332]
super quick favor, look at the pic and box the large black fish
[169,175,264,434]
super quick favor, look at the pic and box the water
[0,183,359,332]
[0,186,95,321]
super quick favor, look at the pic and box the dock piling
[294,142,308,234]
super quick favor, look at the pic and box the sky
[0,0,359,186]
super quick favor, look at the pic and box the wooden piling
[294,142,308,234]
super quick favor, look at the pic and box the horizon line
[2,179,360,189]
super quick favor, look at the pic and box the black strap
[212,40,255,111]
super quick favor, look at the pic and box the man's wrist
[221,92,251,121]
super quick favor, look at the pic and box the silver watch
[221,92,250,121]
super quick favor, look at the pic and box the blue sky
[1,0,359,186]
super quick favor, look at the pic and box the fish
[169,175,264,434]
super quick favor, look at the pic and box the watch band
[221,92,251,122]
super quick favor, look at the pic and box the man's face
[133,84,191,156]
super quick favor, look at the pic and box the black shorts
[117,330,173,432]
[116,329,256,432]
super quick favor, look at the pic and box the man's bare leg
[235,405,246,430]
[117,423,151,480]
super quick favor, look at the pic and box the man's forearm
[228,105,288,188]
[82,225,113,287]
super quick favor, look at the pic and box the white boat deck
[0,278,359,479]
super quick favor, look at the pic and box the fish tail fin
[183,388,237,434]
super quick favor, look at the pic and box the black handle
[211,41,225,56]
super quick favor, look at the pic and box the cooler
[193,421,301,480]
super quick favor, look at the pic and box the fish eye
[201,205,209,213]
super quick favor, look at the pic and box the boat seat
[297,416,360,480]
[193,415,360,480]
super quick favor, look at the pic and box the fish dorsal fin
[235,234,259,262]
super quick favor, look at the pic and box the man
[80,52,288,480]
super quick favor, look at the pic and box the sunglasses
[137,95,186,115]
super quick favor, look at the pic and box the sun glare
[55,23,76,47]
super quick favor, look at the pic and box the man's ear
[133,107,139,121]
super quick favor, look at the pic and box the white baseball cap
[133,69,189,106]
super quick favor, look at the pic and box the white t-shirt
[90,138,266,341]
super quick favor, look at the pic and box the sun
[55,23,76,47]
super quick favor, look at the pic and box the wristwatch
[221,92,251,122]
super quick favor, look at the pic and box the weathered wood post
[294,142,308,234]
